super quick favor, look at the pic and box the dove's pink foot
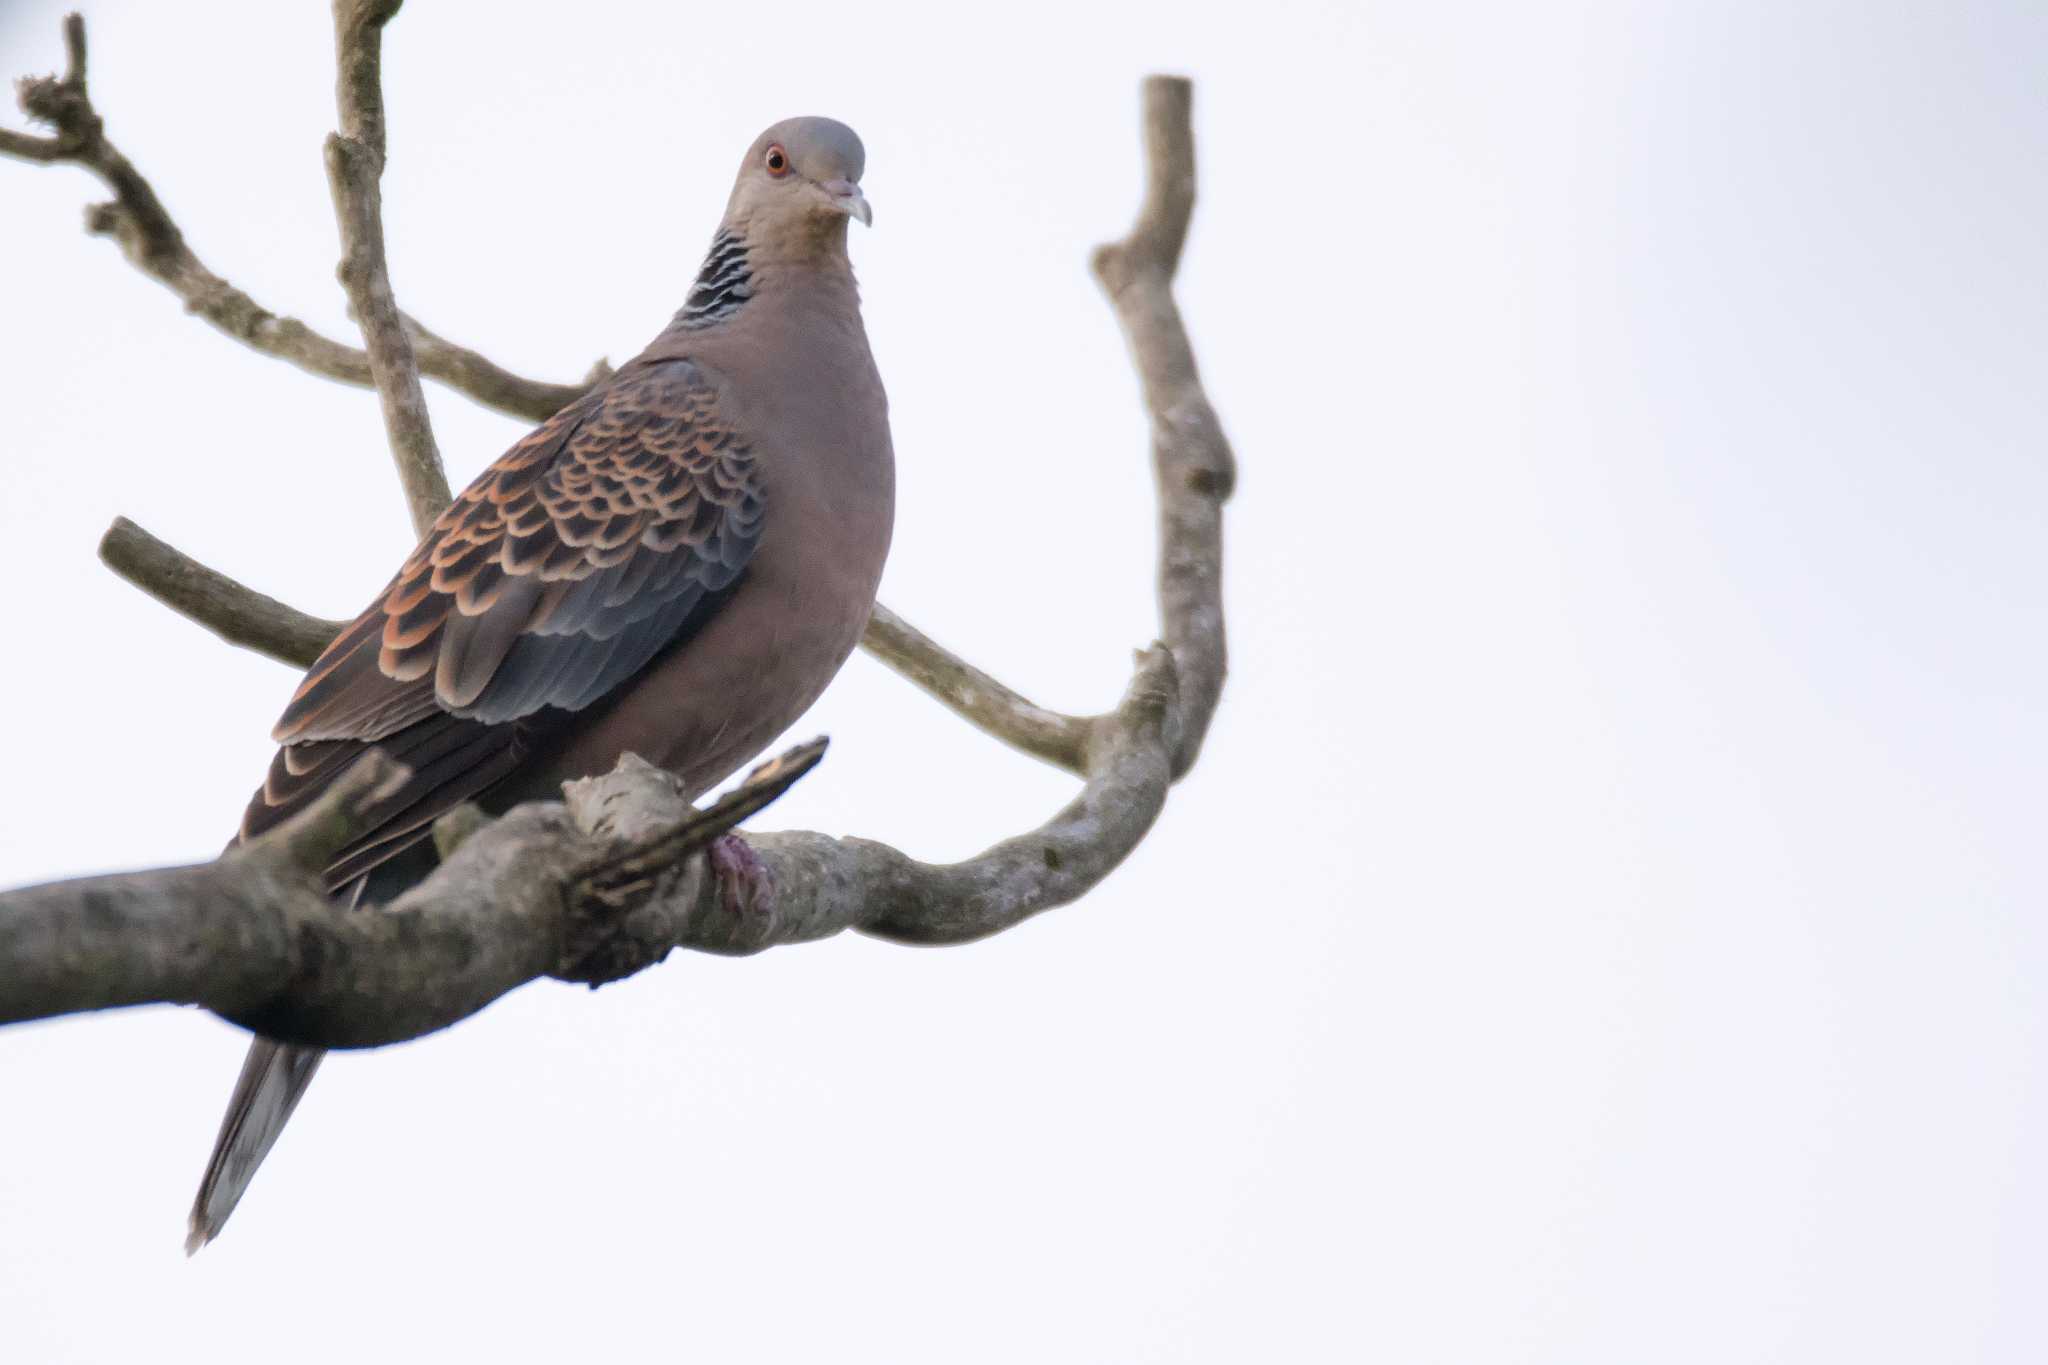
[709,833,771,917]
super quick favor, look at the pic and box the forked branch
[0,12,592,424]
[0,8,1232,1048]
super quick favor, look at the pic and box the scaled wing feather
[243,358,766,883]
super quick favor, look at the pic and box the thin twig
[0,13,593,425]
[326,0,448,535]
[97,518,343,667]
[861,604,1093,775]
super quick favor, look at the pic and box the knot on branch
[430,802,491,860]
[14,16,95,151]
[324,132,391,297]
[1159,396,1238,500]
[233,750,411,880]
[83,199,124,237]
[324,131,384,187]
[83,198,180,272]
[17,76,96,152]
[1087,242,1147,300]
[1128,643,1180,715]
[1123,643,1184,754]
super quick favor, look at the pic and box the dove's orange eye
[764,145,789,176]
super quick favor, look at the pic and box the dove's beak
[821,179,873,227]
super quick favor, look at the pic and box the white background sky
[1,1,2042,1360]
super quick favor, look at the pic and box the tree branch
[95,517,1102,773]
[0,741,829,1047]
[4,30,1233,1045]
[97,518,343,668]
[1,13,593,425]
[11,23,1219,779]
[0,648,1173,1048]
[1092,77,1233,776]
[325,0,447,535]
[846,603,1093,775]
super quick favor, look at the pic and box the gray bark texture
[0,10,1233,1049]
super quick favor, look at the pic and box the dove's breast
[508,276,894,804]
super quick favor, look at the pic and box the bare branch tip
[431,802,492,860]
[251,751,413,875]
[337,0,405,34]
[95,515,135,559]
[1129,642,1180,705]
[742,735,829,793]
[62,13,87,83]
[334,749,412,818]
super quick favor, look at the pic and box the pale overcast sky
[2,2,2043,1361]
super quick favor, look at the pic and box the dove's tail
[185,1038,327,1254]
[185,869,380,1255]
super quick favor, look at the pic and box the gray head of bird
[724,116,871,253]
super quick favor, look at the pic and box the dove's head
[725,117,871,252]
